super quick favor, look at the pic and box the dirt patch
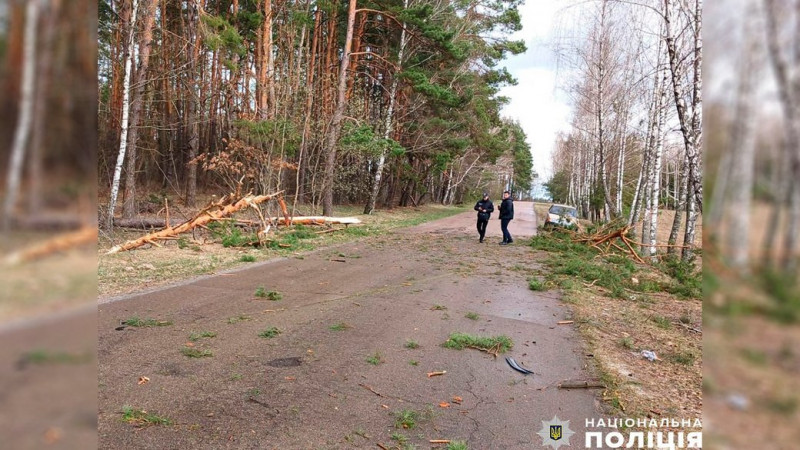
[704,277,800,448]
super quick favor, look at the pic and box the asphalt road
[98,202,602,449]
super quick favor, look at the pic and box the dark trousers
[501,219,512,243]
[477,218,488,240]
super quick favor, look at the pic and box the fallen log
[558,379,606,389]
[113,217,258,229]
[107,192,279,254]
[12,214,87,231]
[114,217,186,228]
[4,226,98,265]
[271,216,362,226]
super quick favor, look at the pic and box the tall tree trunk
[726,15,760,271]
[27,0,59,215]
[663,0,703,213]
[627,144,649,232]
[365,0,408,215]
[764,0,800,270]
[2,0,40,229]
[667,154,687,254]
[321,0,357,216]
[648,69,667,260]
[294,6,320,212]
[185,0,201,207]
[106,0,139,229]
[122,0,158,219]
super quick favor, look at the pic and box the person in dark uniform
[474,192,494,243]
[499,190,514,245]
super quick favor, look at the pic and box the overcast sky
[498,0,573,187]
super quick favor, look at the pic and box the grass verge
[530,228,702,424]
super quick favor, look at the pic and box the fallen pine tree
[106,192,280,254]
[4,226,98,265]
[106,191,362,254]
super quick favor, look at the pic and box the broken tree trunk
[270,216,362,226]
[4,226,97,265]
[113,217,187,228]
[107,192,279,254]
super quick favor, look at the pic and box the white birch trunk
[2,0,41,229]
[727,12,759,270]
[648,70,667,260]
[667,153,687,254]
[107,0,139,229]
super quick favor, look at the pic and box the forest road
[98,201,602,449]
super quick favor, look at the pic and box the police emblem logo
[537,416,574,450]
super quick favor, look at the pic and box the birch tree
[106,0,138,229]
[2,0,41,230]
[764,0,800,270]
[726,13,760,271]
[663,0,703,260]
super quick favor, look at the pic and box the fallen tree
[107,192,279,254]
[113,217,186,228]
[4,226,97,265]
[106,191,363,254]
[271,216,362,226]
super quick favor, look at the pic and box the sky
[498,0,574,190]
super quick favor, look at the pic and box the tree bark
[365,0,408,215]
[122,0,158,219]
[106,0,139,229]
[184,0,201,207]
[726,14,759,270]
[321,0,357,216]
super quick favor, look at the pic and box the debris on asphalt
[641,350,658,361]
[506,357,534,375]
[427,370,447,377]
[452,396,463,405]
[558,379,605,389]
[727,393,749,411]
[439,402,450,408]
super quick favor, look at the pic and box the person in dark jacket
[474,192,494,243]
[499,190,514,245]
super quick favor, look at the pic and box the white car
[544,204,578,229]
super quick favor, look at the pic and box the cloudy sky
[499,0,574,187]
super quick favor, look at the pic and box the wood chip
[430,439,451,444]
[137,376,150,385]
[452,396,463,404]
[438,402,450,408]
[557,320,574,325]
[427,371,446,377]
[43,427,62,444]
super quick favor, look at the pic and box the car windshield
[549,205,577,217]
